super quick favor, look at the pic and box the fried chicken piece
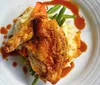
[4,2,47,53]
[3,2,68,84]
[31,2,47,17]
[4,20,33,53]
[23,17,68,84]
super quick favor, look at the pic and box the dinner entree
[0,0,87,85]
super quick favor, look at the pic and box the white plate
[0,0,100,85]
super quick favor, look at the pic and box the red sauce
[74,16,85,30]
[0,27,8,34]
[43,0,85,30]
[0,48,1,53]
[13,18,17,23]
[80,41,87,52]
[61,62,74,78]
[23,66,28,74]
[1,47,9,59]
[12,62,17,67]
[4,35,7,39]
[6,24,12,30]
[0,46,19,59]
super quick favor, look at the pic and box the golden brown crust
[4,20,34,53]
[23,17,68,84]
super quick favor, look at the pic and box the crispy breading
[4,20,33,53]
[23,18,67,84]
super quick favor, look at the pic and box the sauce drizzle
[0,46,18,59]
[6,24,12,30]
[80,41,87,52]
[1,47,9,59]
[43,0,85,30]
[0,47,1,53]
[61,62,74,78]
[0,27,8,34]
[12,62,17,67]
[23,66,28,74]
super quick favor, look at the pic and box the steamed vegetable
[32,75,39,85]
[59,18,66,26]
[52,13,58,19]
[47,4,61,14]
[50,14,76,19]
[29,67,35,76]
[48,5,76,27]
[56,6,66,23]
[63,14,76,18]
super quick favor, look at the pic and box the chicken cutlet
[23,17,67,83]
[3,2,68,83]
[3,2,47,53]
[4,20,34,53]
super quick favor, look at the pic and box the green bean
[31,71,35,76]
[47,4,61,14]
[29,67,33,72]
[63,14,76,18]
[49,15,53,19]
[50,14,75,19]
[29,67,35,76]
[59,18,66,26]
[32,75,39,85]
[56,6,66,22]
[49,14,75,26]
[52,13,58,19]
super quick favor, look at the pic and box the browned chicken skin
[3,2,47,53]
[3,2,68,84]
[4,20,34,53]
[23,17,68,84]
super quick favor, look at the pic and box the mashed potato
[62,24,81,66]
